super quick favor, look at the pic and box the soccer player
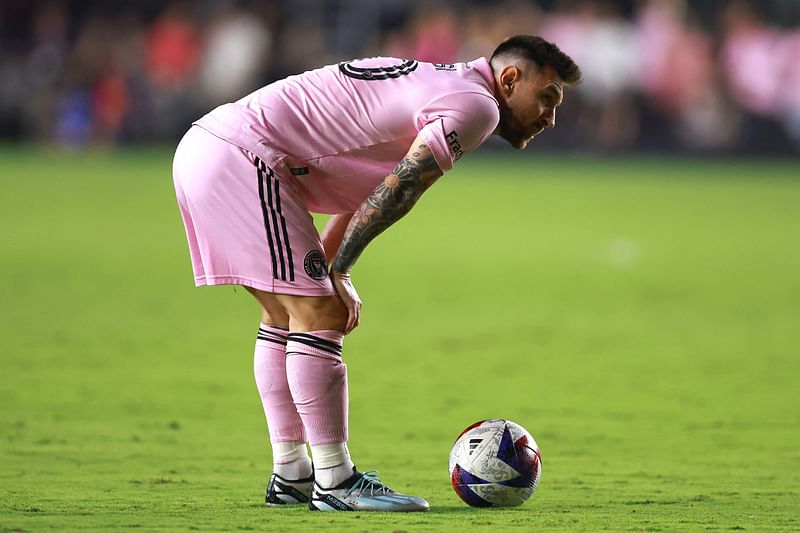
[172,35,580,512]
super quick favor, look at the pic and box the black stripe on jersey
[339,60,418,81]
[256,158,279,277]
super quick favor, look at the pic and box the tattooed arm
[330,138,444,333]
[321,212,355,264]
[332,141,443,273]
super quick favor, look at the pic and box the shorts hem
[195,275,334,297]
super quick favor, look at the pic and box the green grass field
[1,148,798,531]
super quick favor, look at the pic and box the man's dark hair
[491,35,582,85]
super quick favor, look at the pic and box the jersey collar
[469,57,497,98]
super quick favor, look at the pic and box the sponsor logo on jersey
[303,250,328,280]
[446,130,464,161]
[434,63,457,71]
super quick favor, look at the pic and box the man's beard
[496,102,530,150]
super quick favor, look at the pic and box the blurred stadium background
[1,0,799,156]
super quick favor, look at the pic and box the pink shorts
[172,126,334,296]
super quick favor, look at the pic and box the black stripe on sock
[287,333,343,357]
[288,332,343,352]
[285,351,342,360]
[258,328,287,339]
[258,333,288,343]
[286,341,342,358]
[258,327,289,339]
[257,325,289,346]
[257,335,288,346]
[285,341,341,358]
[256,158,279,278]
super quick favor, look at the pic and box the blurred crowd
[1,0,799,154]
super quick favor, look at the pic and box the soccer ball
[448,419,542,507]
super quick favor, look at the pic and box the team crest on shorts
[303,250,328,280]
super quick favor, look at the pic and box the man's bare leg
[247,287,347,333]
[246,287,428,511]
[245,287,315,504]
[246,287,355,490]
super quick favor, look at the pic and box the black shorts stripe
[264,165,287,281]
[255,159,294,282]
[256,158,279,276]
[273,179,295,281]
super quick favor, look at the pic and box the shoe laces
[345,471,392,498]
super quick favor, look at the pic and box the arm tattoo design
[332,144,441,273]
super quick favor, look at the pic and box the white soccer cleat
[308,469,429,512]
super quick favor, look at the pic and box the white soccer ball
[448,419,542,507]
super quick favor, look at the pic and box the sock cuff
[257,324,289,347]
[310,442,351,469]
[286,331,343,360]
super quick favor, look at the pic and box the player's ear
[499,65,520,96]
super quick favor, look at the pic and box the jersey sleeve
[416,92,500,173]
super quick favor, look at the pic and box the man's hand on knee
[331,272,361,335]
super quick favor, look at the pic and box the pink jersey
[194,57,499,214]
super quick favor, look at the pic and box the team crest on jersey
[303,250,328,280]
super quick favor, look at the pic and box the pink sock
[286,330,348,445]
[254,324,306,443]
